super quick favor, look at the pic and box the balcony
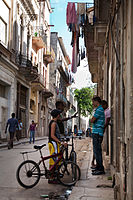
[32,27,46,50]
[57,60,70,85]
[42,83,54,98]
[43,47,55,64]
[32,74,45,91]
[16,54,38,81]
[32,36,46,50]
[84,23,98,83]
[56,90,68,106]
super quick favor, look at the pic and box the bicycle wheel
[70,151,77,163]
[57,161,81,186]
[16,160,40,189]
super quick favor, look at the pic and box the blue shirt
[7,118,18,133]
[92,105,105,136]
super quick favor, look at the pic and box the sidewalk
[0,136,47,149]
[68,137,114,200]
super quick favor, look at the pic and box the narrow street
[0,137,114,200]
[0,139,67,200]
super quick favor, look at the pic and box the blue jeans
[92,133,104,171]
[30,131,35,143]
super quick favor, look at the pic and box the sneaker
[91,165,97,169]
[92,170,105,175]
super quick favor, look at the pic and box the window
[0,0,9,45]
[0,84,6,98]
[0,18,7,44]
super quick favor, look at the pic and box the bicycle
[16,143,81,189]
[62,133,77,164]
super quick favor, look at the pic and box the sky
[50,0,94,89]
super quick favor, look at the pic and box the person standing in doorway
[90,96,105,175]
[28,120,37,144]
[5,113,18,149]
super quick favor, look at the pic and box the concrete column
[126,0,133,199]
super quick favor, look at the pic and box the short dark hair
[92,96,102,104]
[55,101,64,108]
[51,109,62,118]
[11,113,15,118]
[101,100,108,107]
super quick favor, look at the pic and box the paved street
[0,139,68,200]
[0,137,114,200]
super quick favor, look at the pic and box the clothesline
[68,2,94,4]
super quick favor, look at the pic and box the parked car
[77,130,83,136]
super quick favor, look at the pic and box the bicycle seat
[34,144,46,150]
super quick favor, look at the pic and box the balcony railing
[16,54,38,81]
[42,82,55,98]
[32,74,45,91]
[57,60,70,84]
[56,90,67,105]
[43,46,55,64]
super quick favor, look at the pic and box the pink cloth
[66,2,77,25]
[71,31,77,73]
[30,124,36,131]
[104,108,111,124]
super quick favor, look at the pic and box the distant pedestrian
[90,96,105,175]
[16,119,23,141]
[28,120,37,144]
[5,113,18,149]
[74,125,78,136]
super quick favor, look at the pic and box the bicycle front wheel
[16,160,40,189]
[57,161,81,186]
[70,151,77,163]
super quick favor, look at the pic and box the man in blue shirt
[90,96,105,175]
[5,113,18,149]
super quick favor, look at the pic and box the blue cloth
[7,118,18,133]
[92,105,105,136]
[92,134,104,171]
[30,130,35,143]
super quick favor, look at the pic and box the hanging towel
[66,2,77,26]
[77,3,86,15]
[72,31,77,73]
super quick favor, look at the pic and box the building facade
[0,0,54,139]
[84,0,133,199]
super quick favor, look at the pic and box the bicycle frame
[37,148,64,173]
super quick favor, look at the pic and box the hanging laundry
[77,3,86,15]
[72,31,77,73]
[77,53,80,67]
[66,2,77,26]
[81,47,85,60]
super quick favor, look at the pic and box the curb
[0,137,47,149]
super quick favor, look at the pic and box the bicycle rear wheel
[57,161,81,186]
[16,160,40,189]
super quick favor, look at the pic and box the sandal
[48,179,60,184]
